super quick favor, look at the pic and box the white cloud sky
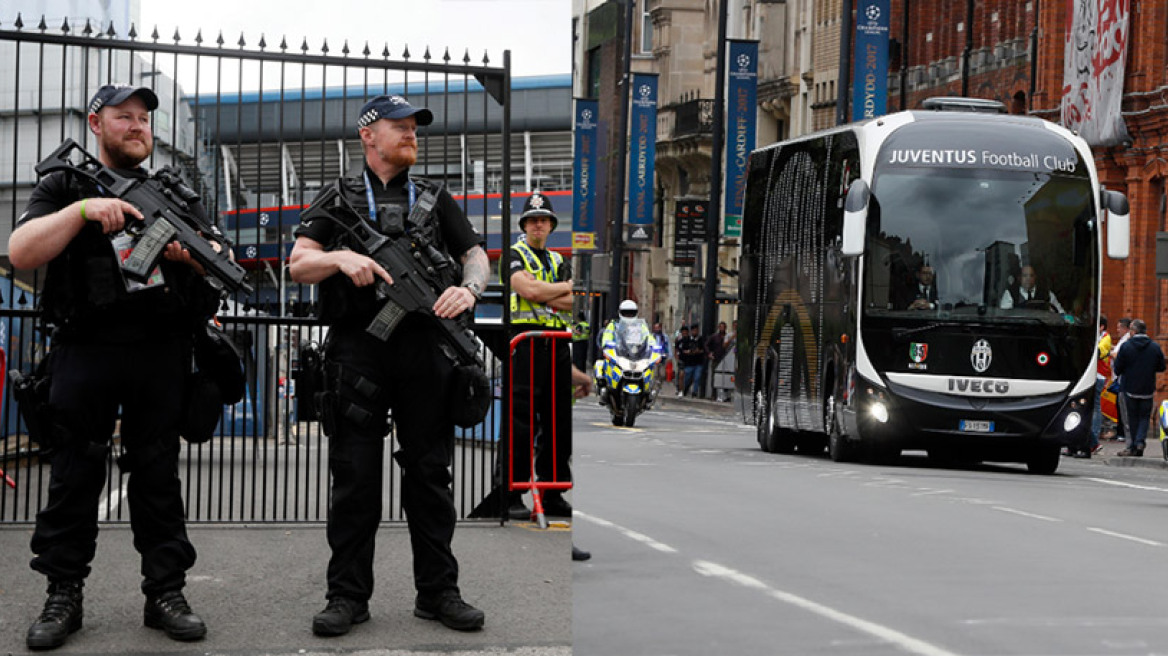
[138,0,570,78]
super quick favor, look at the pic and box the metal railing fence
[0,14,512,524]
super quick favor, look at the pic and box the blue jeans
[683,364,703,396]
[1125,395,1155,452]
[1090,377,1105,449]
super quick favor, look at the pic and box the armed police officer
[503,191,574,519]
[289,95,489,636]
[10,85,222,649]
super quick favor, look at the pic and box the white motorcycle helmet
[618,300,638,325]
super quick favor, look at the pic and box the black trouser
[30,338,195,596]
[323,323,459,603]
[508,337,572,494]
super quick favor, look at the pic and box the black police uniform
[507,248,573,501]
[20,169,218,596]
[294,166,482,603]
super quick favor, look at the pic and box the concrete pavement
[0,521,570,655]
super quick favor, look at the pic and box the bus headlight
[869,402,889,424]
[1063,412,1082,432]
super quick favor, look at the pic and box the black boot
[414,590,485,631]
[542,493,573,518]
[312,597,370,636]
[144,590,206,641]
[27,579,84,650]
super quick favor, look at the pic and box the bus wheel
[761,377,796,454]
[826,394,855,462]
[1026,444,1060,475]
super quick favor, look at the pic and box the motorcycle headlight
[615,356,633,371]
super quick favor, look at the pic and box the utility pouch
[9,354,55,448]
[449,363,491,429]
[296,341,325,421]
[193,322,246,404]
[180,371,224,444]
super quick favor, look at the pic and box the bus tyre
[826,394,854,462]
[761,375,796,454]
[1026,444,1060,475]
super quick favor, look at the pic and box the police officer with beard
[10,84,222,649]
[289,95,489,636]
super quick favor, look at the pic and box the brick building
[889,0,1168,344]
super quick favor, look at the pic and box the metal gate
[0,13,513,523]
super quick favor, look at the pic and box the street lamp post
[702,0,729,340]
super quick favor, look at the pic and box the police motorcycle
[594,318,662,427]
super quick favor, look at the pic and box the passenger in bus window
[893,262,939,311]
[999,265,1064,313]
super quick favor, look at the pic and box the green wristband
[79,199,88,221]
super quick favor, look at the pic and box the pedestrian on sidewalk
[1078,315,1112,458]
[1111,319,1164,457]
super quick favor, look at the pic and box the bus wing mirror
[842,179,869,257]
[1103,189,1129,260]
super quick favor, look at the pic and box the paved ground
[0,521,570,656]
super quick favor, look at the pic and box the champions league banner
[627,73,658,244]
[725,40,758,239]
[572,99,599,250]
[852,0,890,122]
[1061,0,1130,146]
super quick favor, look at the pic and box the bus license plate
[960,420,994,433]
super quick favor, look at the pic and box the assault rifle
[300,181,482,367]
[35,139,253,294]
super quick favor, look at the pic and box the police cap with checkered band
[356,95,434,128]
[519,191,558,231]
[88,84,159,114]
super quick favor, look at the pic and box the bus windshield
[863,167,1097,327]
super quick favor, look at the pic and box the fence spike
[216,31,225,47]
[382,44,391,59]
[463,49,471,65]
[14,13,23,30]
[362,42,371,58]
[151,26,160,41]
[83,19,93,36]
[402,44,411,60]
[128,23,137,40]
[443,47,451,63]
[279,36,288,51]
[482,50,490,66]
[60,17,69,33]
[37,15,47,31]
[106,20,116,37]
[342,40,350,56]
[300,38,309,53]
[195,29,203,45]
[173,28,181,43]
[237,33,246,48]
[258,34,267,50]
[424,46,431,62]
[321,39,329,54]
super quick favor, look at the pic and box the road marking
[1086,477,1168,494]
[98,480,128,522]
[911,488,955,497]
[575,511,678,553]
[692,560,961,656]
[991,506,1061,522]
[1087,527,1164,547]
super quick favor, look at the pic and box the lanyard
[362,171,416,223]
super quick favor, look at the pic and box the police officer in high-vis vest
[11,84,222,649]
[289,95,489,636]
[505,191,575,519]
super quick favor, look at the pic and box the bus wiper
[891,317,1058,341]
[891,323,945,341]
